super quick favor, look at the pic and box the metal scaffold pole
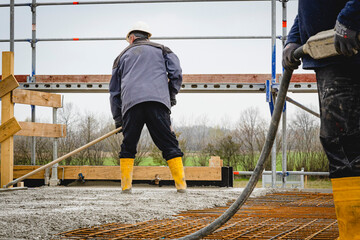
[50,107,60,186]
[281,0,287,188]
[10,0,14,52]
[0,0,281,8]
[30,0,37,165]
[271,0,277,188]
[0,35,279,43]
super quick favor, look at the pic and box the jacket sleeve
[337,0,360,31]
[109,64,123,123]
[286,15,301,45]
[164,51,183,97]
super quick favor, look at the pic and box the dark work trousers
[316,63,360,178]
[119,101,183,160]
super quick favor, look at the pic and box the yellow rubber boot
[168,157,187,193]
[331,177,360,240]
[120,158,134,193]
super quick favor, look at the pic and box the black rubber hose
[178,46,305,240]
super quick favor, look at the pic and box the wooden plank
[209,156,223,167]
[13,166,45,179]
[0,117,21,143]
[16,122,66,138]
[133,166,171,180]
[0,75,28,82]
[1,51,15,187]
[9,165,222,181]
[15,74,317,84]
[35,75,111,83]
[0,74,317,84]
[0,74,19,98]
[185,167,222,181]
[12,89,62,108]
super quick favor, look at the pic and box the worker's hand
[170,95,177,107]
[115,120,123,134]
[282,43,301,70]
[335,20,360,57]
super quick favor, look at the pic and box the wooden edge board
[0,74,19,98]
[0,117,22,143]
[0,74,317,83]
[12,89,62,108]
[9,165,222,181]
[16,122,66,138]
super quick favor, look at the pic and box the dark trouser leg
[316,63,360,240]
[119,104,145,159]
[316,63,360,178]
[144,102,183,160]
[144,102,186,192]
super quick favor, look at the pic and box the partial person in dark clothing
[283,1,360,239]
[109,21,186,193]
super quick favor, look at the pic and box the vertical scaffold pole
[281,0,288,188]
[31,0,36,165]
[10,0,14,52]
[50,107,59,186]
[271,0,277,188]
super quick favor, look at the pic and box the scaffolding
[0,0,327,188]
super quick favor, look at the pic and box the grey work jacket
[109,39,183,123]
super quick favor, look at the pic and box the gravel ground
[0,184,269,240]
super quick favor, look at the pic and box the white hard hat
[126,21,152,42]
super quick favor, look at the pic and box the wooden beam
[13,166,45,179]
[12,89,62,108]
[35,75,111,83]
[0,75,28,83]
[1,51,15,187]
[0,117,21,143]
[16,122,66,138]
[9,165,222,181]
[0,74,19,98]
[0,74,318,84]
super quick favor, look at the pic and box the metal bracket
[26,75,36,83]
[30,2,36,13]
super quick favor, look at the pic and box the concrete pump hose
[178,46,305,240]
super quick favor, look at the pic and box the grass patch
[233,177,332,189]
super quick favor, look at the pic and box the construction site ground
[0,183,336,240]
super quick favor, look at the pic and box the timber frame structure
[0,0,327,189]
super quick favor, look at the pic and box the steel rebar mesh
[54,192,338,240]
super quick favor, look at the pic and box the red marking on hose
[282,21,287,28]
[73,38,79,41]
[73,2,79,4]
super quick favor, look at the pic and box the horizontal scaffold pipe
[0,0,288,8]
[0,36,281,43]
[234,171,330,176]
[286,96,320,118]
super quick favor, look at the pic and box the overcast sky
[0,0,319,128]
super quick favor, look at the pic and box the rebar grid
[54,192,338,240]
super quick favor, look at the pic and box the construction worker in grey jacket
[109,21,186,193]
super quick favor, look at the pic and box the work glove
[335,20,360,57]
[170,95,177,107]
[115,119,123,134]
[282,43,301,70]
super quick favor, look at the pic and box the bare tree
[14,136,31,165]
[58,103,80,165]
[234,107,267,171]
[287,109,328,172]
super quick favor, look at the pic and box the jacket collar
[133,38,149,44]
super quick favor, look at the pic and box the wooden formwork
[0,51,66,187]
